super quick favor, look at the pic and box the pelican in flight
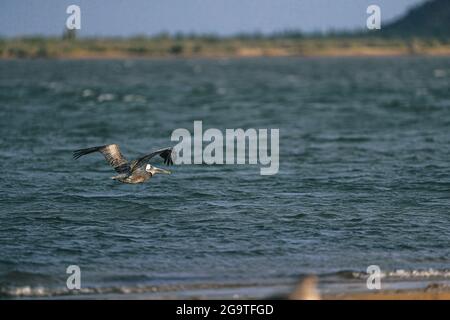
[73,144,174,184]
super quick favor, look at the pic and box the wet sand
[324,288,450,300]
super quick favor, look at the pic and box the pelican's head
[145,164,171,175]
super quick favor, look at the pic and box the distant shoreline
[2,36,450,59]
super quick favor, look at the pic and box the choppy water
[0,57,449,298]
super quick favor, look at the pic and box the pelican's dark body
[73,144,173,184]
[112,171,153,184]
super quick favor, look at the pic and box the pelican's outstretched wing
[73,144,131,174]
[131,147,174,172]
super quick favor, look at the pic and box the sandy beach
[288,276,450,300]
[324,286,450,300]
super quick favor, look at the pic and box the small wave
[123,94,146,103]
[81,89,94,97]
[433,69,448,78]
[0,281,276,299]
[350,268,450,280]
[97,93,116,102]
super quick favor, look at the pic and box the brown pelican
[73,144,174,184]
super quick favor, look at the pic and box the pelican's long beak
[155,167,171,174]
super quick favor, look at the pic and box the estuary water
[0,57,449,298]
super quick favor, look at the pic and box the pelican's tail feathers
[73,146,104,160]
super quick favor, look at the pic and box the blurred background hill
[383,0,450,38]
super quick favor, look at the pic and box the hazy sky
[0,0,425,37]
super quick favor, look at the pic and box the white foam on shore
[2,269,450,298]
[352,268,450,279]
